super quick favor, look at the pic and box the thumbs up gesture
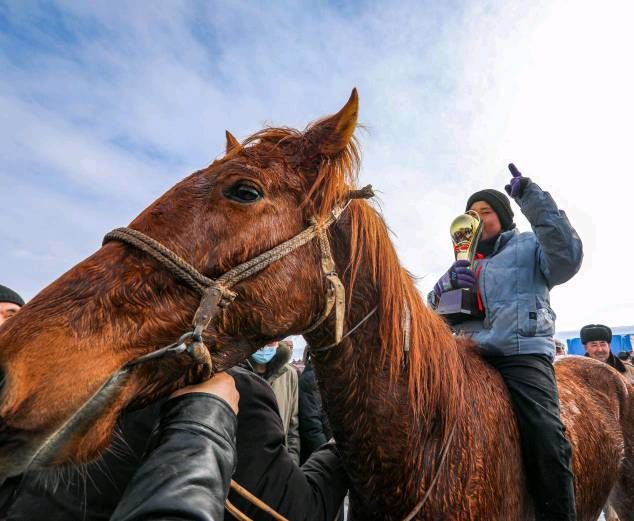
[504,163,530,198]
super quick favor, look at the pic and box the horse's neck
[308,286,464,513]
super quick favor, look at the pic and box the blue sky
[2,0,634,348]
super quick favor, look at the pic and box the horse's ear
[304,88,358,157]
[225,130,241,154]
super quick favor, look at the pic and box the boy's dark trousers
[486,354,577,521]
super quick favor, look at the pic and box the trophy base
[436,288,483,325]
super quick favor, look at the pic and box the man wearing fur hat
[429,164,583,521]
[246,339,300,464]
[581,324,630,521]
[582,324,634,383]
[0,285,24,327]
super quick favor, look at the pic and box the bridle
[27,186,374,470]
[98,185,375,373]
[101,190,373,375]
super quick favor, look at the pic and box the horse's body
[0,90,632,520]
[312,320,634,520]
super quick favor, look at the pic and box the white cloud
[1,0,632,334]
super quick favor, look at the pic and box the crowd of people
[0,163,631,521]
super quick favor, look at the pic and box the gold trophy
[436,211,485,324]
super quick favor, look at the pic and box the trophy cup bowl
[436,211,485,324]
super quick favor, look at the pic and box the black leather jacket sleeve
[110,392,237,521]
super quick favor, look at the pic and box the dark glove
[434,260,476,297]
[504,163,530,198]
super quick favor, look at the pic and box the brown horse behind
[0,90,632,520]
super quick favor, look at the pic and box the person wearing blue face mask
[251,345,278,364]
[245,340,301,464]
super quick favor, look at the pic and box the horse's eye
[223,183,263,204]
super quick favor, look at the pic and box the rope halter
[102,185,375,376]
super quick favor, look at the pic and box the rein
[401,422,457,521]
[309,305,378,354]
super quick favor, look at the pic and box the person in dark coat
[1,368,348,521]
[580,324,631,521]
[244,341,301,464]
[226,367,347,521]
[0,402,161,521]
[299,352,332,464]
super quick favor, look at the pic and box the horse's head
[0,90,361,478]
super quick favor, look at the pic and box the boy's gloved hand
[434,259,476,297]
[505,163,531,198]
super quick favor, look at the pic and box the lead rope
[309,305,378,354]
[401,422,457,521]
[226,479,289,521]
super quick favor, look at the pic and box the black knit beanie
[0,285,24,307]
[580,324,612,344]
[466,189,515,231]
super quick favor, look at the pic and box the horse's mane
[345,202,464,427]
[240,122,464,428]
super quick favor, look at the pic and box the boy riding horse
[429,164,582,521]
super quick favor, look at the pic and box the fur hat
[580,324,612,344]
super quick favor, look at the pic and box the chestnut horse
[0,90,632,520]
